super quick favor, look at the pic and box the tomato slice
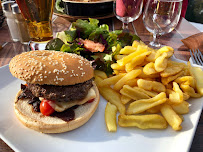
[40,99,55,116]
[87,98,95,103]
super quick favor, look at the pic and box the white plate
[0,63,203,152]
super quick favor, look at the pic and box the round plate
[53,11,114,20]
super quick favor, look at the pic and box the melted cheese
[45,88,96,112]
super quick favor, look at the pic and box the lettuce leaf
[45,38,64,51]
[72,19,99,39]
[60,43,84,54]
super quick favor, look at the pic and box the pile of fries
[94,41,203,132]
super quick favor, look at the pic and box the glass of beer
[15,0,54,50]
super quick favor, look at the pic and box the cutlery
[190,49,203,66]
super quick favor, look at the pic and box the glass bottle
[2,1,19,42]
[11,3,30,44]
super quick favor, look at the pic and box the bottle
[0,0,5,28]
[11,3,30,44]
[2,1,20,42]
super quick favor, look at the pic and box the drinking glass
[15,0,55,50]
[114,0,143,33]
[143,0,183,48]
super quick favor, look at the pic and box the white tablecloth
[189,22,203,32]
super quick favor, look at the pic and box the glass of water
[114,0,143,33]
[143,0,183,48]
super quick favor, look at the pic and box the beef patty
[26,78,93,102]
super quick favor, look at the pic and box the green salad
[45,18,140,75]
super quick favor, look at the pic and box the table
[0,15,202,152]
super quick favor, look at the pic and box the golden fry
[94,70,107,79]
[145,50,157,62]
[99,87,125,114]
[171,101,189,114]
[154,52,168,72]
[114,69,141,91]
[120,85,150,101]
[133,86,158,97]
[160,104,182,131]
[114,55,127,60]
[166,82,184,105]
[120,46,137,54]
[105,102,118,132]
[121,95,132,104]
[111,63,125,71]
[117,45,148,66]
[137,67,160,79]
[99,74,126,87]
[160,61,184,77]
[118,114,168,129]
[143,62,157,75]
[188,62,203,95]
[146,105,161,114]
[126,92,167,114]
[168,91,182,105]
[155,46,174,59]
[137,79,166,92]
[161,71,184,85]
[180,84,202,98]
[124,79,138,87]
[175,76,195,88]
[132,40,140,48]
[94,75,103,86]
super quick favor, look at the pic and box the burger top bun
[9,50,94,85]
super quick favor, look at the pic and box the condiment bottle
[2,1,19,42]
[11,3,30,44]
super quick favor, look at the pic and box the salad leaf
[55,0,64,13]
[117,31,141,47]
[72,19,99,39]
[60,43,85,54]
[57,29,77,44]
[46,18,141,75]
[45,38,64,51]
[88,25,109,42]
[112,43,122,57]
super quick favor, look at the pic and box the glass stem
[122,22,130,33]
[152,33,158,45]
[122,23,128,29]
[149,33,161,48]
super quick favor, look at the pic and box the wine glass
[143,0,183,48]
[114,0,143,34]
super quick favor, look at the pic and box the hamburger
[9,50,100,133]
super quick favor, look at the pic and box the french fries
[99,87,125,114]
[105,102,117,132]
[126,92,167,114]
[120,85,150,101]
[114,69,141,91]
[94,70,107,79]
[95,40,203,132]
[160,104,182,131]
[118,114,168,129]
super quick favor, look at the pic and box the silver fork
[189,49,203,66]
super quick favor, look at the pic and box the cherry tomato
[40,99,55,116]
[87,98,95,103]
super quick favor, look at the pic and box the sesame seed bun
[9,50,94,85]
[14,83,100,133]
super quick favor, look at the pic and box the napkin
[181,32,203,68]
[181,32,203,52]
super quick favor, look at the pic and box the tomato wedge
[79,38,105,52]
[87,98,95,103]
[40,99,55,116]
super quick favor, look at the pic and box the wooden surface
[0,15,202,152]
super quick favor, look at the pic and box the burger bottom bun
[14,82,100,133]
